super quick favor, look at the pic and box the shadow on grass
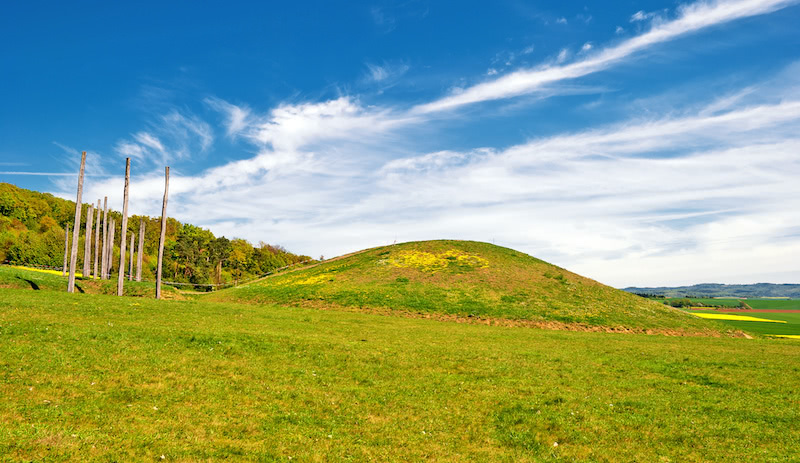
[15,277,40,290]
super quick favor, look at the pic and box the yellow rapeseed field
[693,313,787,323]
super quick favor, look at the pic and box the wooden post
[67,151,86,293]
[62,223,70,276]
[136,218,145,282]
[101,197,108,279]
[117,158,131,296]
[93,200,101,279]
[83,204,94,278]
[107,218,115,278]
[128,233,134,281]
[156,166,169,299]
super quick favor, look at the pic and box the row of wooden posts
[62,152,170,299]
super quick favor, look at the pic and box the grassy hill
[210,240,731,335]
[1,287,798,461]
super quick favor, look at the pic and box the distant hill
[210,240,735,334]
[623,283,800,299]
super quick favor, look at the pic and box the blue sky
[2,0,800,286]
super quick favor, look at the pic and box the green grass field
[211,241,729,335]
[2,288,800,462]
[681,298,743,308]
[746,299,800,310]
[686,309,800,337]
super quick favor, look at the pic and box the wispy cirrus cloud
[113,109,213,167]
[414,0,799,113]
[205,97,251,137]
[364,62,408,83]
[81,87,800,286]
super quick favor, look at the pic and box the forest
[0,182,312,288]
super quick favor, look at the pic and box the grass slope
[212,240,728,334]
[1,288,799,461]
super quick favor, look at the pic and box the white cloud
[414,0,799,113]
[362,61,410,84]
[556,17,568,24]
[74,94,800,287]
[112,109,214,167]
[581,42,593,52]
[205,97,251,136]
[630,10,658,22]
[133,132,166,154]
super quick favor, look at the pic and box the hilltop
[210,240,732,335]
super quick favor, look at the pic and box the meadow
[2,288,800,462]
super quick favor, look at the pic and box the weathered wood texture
[107,218,115,278]
[62,223,70,276]
[67,152,86,293]
[128,234,134,281]
[156,166,169,299]
[93,200,101,279]
[101,197,108,279]
[116,158,131,296]
[83,204,94,278]
[136,218,145,282]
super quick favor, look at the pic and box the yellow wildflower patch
[291,273,332,285]
[11,266,81,278]
[692,313,787,323]
[766,334,800,339]
[387,250,489,272]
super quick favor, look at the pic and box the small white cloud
[363,62,410,84]
[522,45,535,55]
[630,10,657,22]
[581,42,593,52]
[487,68,498,76]
[366,63,389,82]
[556,17,568,24]
[556,49,569,63]
[615,26,625,34]
[205,97,251,137]
[133,132,165,153]
[115,141,147,160]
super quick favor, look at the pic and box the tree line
[0,182,312,288]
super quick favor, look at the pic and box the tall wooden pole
[128,234,134,281]
[62,223,70,276]
[116,158,131,296]
[101,197,108,279]
[107,218,115,278]
[136,218,145,282]
[83,204,94,278]
[156,166,169,299]
[67,151,86,293]
[93,200,101,279]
